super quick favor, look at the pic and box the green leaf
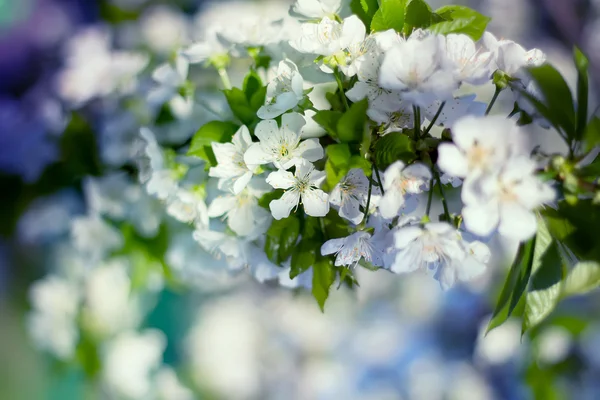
[337,98,369,143]
[223,87,258,125]
[291,239,318,278]
[312,257,336,311]
[583,115,600,153]
[525,65,576,137]
[403,0,433,35]
[487,237,536,333]
[530,214,565,291]
[249,86,267,111]
[187,121,240,166]
[325,143,352,188]
[326,91,345,112]
[313,110,343,137]
[243,70,263,102]
[351,0,379,31]
[265,216,301,264]
[258,189,284,209]
[574,47,589,141]
[429,5,491,40]
[522,282,561,334]
[562,261,600,296]
[371,0,408,32]
[372,132,416,170]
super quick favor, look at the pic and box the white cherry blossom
[483,32,546,77]
[244,113,323,169]
[379,33,457,105]
[437,115,519,180]
[147,55,193,119]
[209,125,257,194]
[266,159,329,219]
[379,161,432,219]
[291,0,342,19]
[291,16,364,57]
[391,222,488,289]
[166,189,210,228]
[207,179,272,237]
[321,231,384,267]
[461,156,555,241]
[329,168,380,224]
[139,128,178,200]
[257,60,305,120]
[444,34,493,85]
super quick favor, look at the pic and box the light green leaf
[429,5,491,40]
[371,0,408,32]
[562,261,600,296]
[583,115,600,152]
[313,110,343,137]
[351,0,379,31]
[187,121,240,165]
[312,257,336,311]
[325,143,352,189]
[522,282,561,334]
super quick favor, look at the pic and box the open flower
[291,16,364,57]
[390,222,489,289]
[257,60,305,120]
[379,161,432,219]
[244,113,323,170]
[329,168,380,224]
[209,125,257,194]
[461,156,555,241]
[166,189,210,228]
[444,34,493,85]
[266,159,329,219]
[379,33,457,105]
[321,231,384,267]
[207,179,272,238]
[291,0,342,19]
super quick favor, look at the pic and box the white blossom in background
[139,5,190,55]
[209,125,258,194]
[27,276,80,359]
[56,27,148,105]
[266,159,329,219]
[257,60,305,119]
[139,128,178,200]
[244,113,323,169]
[379,161,432,219]
[166,189,210,227]
[329,168,379,225]
[102,330,166,399]
[208,179,272,237]
[70,215,124,262]
[379,32,457,105]
[461,156,555,240]
[321,231,385,267]
[390,222,489,289]
[291,0,342,19]
[81,259,142,338]
[147,56,193,119]
[155,367,195,400]
[183,32,229,65]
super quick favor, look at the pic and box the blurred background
[2,0,600,399]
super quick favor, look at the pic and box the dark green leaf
[223,87,258,125]
[337,98,369,143]
[187,121,240,165]
[371,0,408,32]
[487,237,536,333]
[351,0,379,31]
[404,0,433,35]
[291,240,318,278]
[258,189,284,209]
[525,65,576,137]
[243,70,263,102]
[326,91,345,112]
[323,209,353,239]
[265,216,301,264]
[429,5,491,40]
[583,116,600,153]
[249,86,267,111]
[372,132,416,170]
[312,257,336,311]
[313,110,343,137]
[574,47,589,141]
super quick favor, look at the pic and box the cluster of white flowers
[124,0,563,294]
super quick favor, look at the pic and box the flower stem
[425,178,435,217]
[217,67,232,90]
[362,167,374,224]
[485,87,501,115]
[334,69,349,111]
[413,106,421,140]
[424,101,446,135]
[434,170,451,221]
[372,160,385,195]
